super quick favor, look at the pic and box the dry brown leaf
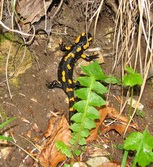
[106,107,128,122]
[106,107,139,130]
[86,107,108,142]
[16,0,53,24]
[101,124,132,135]
[87,106,138,142]
[99,162,121,167]
[39,116,71,167]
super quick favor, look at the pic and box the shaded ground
[0,3,153,167]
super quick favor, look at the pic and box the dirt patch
[0,2,153,167]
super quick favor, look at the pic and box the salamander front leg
[59,43,71,52]
[47,80,62,89]
[81,53,99,61]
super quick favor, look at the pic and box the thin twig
[0,20,33,37]
[5,43,13,99]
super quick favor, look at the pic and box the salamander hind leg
[47,80,62,89]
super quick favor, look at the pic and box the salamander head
[75,32,92,49]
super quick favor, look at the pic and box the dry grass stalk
[113,0,153,134]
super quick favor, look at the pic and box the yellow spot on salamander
[88,37,92,42]
[66,88,73,92]
[75,35,81,43]
[64,52,75,61]
[67,64,72,70]
[62,71,66,82]
[69,97,75,101]
[81,32,85,36]
[68,79,72,84]
[81,54,86,59]
[76,47,82,52]
[65,46,71,50]
[83,42,90,50]
[69,107,74,112]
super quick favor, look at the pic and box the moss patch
[0,36,32,87]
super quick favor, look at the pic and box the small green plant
[70,61,108,155]
[123,66,143,116]
[0,117,16,141]
[56,140,72,158]
[121,128,153,167]
[56,61,120,157]
[136,109,145,118]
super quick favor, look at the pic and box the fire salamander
[47,32,98,122]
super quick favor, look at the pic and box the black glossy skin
[48,33,98,121]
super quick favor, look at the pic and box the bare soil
[0,3,153,167]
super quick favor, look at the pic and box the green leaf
[64,164,70,167]
[80,129,90,138]
[136,109,145,118]
[73,100,86,113]
[88,92,106,107]
[73,102,101,120]
[124,129,153,167]
[123,66,143,87]
[86,106,100,120]
[124,132,142,150]
[75,88,90,100]
[70,134,77,145]
[78,137,86,145]
[70,123,81,132]
[75,89,106,107]
[71,113,83,123]
[77,77,108,94]
[118,144,124,150]
[81,61,107,80]
[84,118,96,130]
[0,117,16,129]
[55,141,72,158]
[104,75,121,84]
[74,149,82,156]
[0,135,13,141]
[92,81,108,94]
[77,76,94,87]
[71,105,99,122]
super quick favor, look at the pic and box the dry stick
[0,20,32,37]
[93,0,104,42]
[85,0,89,33]
[105,98,129,127]
[6,0,11,16]
[112,0,123,72]
[51,0,63,20]
[144,0,151,69]
[43,0,48,31]
[134,0,144,73]
[5,44,13,98]
[143,1,152,76]
[0,0,4,20]
[10,141,38,162]
[19,134,41,151]
[17,23,36,45]
[3,101,21,114]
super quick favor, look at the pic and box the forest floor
[0,3,153,167]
